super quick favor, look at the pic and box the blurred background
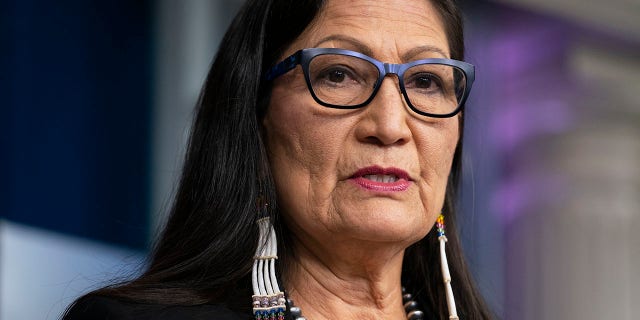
[1,0,638,319]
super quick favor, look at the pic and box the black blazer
[63,296,253,320]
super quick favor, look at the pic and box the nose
[354,76,412,146]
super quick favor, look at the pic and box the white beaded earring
[437,214,459,319]
[251,199,286,320]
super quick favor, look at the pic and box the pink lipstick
[350,166,411,192]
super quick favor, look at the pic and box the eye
[408,73,442,91]
[316,66,356,86]
[415,75,433,88]
[325,69,347,83]
[329,70,346,83]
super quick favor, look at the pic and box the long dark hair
[66,0,492,319]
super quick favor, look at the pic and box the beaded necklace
[286,287,425,320]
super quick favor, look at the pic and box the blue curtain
[2,0,152,250]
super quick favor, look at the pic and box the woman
[64,0,492,319]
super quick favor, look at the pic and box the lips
[350,166,411,192]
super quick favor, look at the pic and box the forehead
[286,0,450,60]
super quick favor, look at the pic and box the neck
[284,238,408,320]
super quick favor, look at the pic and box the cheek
[262,92,349,218]
[263,102,307,195]
[418,117,459,170]
[415,118,459,208]
[264,106,336,179]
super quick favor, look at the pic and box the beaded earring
[436,214,459,319]
[251,198,286,320]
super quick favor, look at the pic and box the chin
[338,206,431,244]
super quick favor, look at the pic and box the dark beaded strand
[286,287,424,320]
[402,287,425,320]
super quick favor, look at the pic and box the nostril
[363,133,408,147]
[364,135,385,146]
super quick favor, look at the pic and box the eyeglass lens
[308,54,467,115]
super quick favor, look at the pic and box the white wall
[0,221,144,320]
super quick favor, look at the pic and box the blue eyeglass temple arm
[265,51,302,81]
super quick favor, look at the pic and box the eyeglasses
[265,48,475,118]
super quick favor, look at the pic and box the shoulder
[63,295,253,320]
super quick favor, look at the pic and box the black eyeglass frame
[265,48,475,118]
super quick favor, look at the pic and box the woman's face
[263,0,459,247]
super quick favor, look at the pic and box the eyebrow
[313,34,449,61]
[402,45,448,60]
[314,35,374,57]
